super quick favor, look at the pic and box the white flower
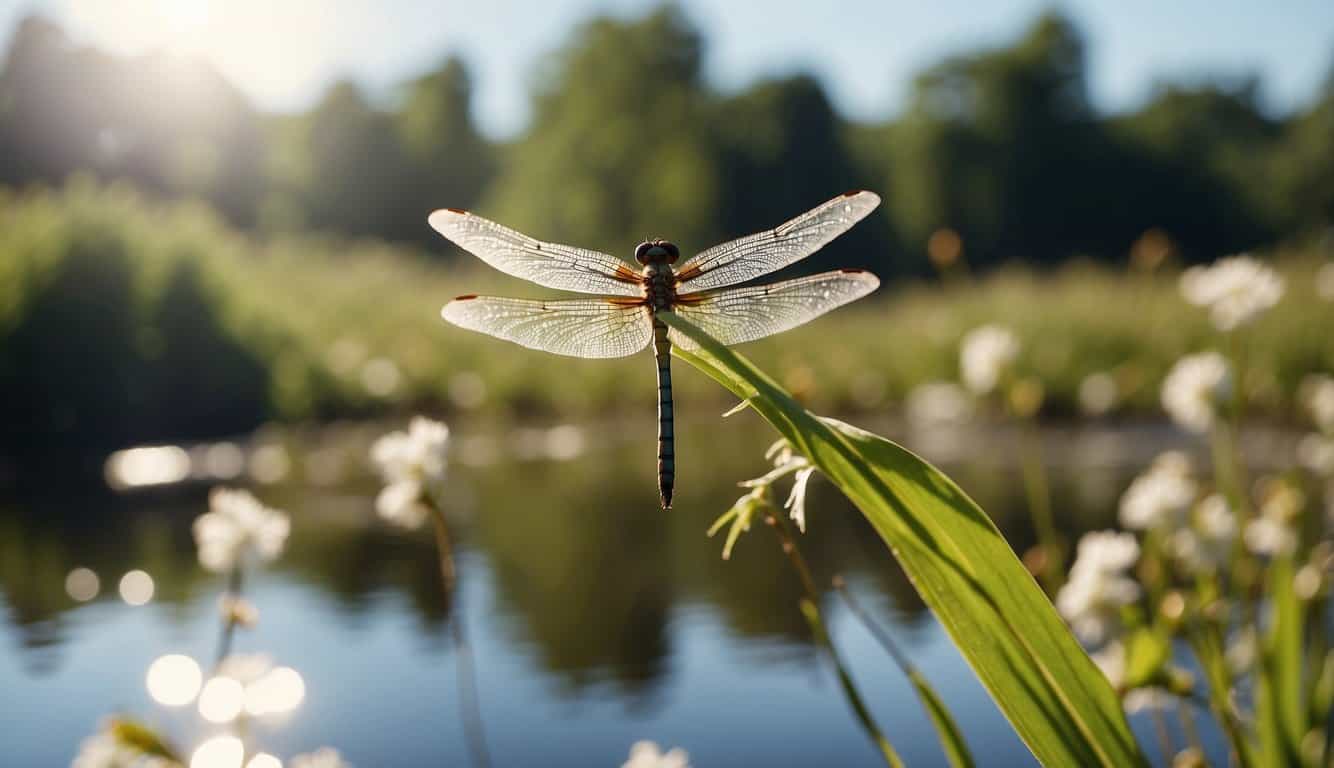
[290,748,351,768]
[784,466,816,533]
[959,324,1020,395]
[370,417,450,529]
[765,443,815,533]
[1056,531,1142,644]
[217,653,274,685]
[1078,372,1120,417]
[192,488,290,573]
[1169,494,1236,571]
[623,741,691,768]
[1180,255,1284,331]
[1118,452,1196,531]
[374,480,430,529]
[1161,352,1232,433]
[1244,516,1297,557]
[72,725,172,768]
[1297,433,1334,476]
[1090,641,1125,688]
[1123,687,1174,715]
[1225,627,1258,675]
[905,381,974,427]
[1300,374,1334,433]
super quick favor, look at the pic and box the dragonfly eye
[634,242,652,265]
[662,242,680,263]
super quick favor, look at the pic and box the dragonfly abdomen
[652,317,675,509]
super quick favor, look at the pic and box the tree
[484,6,721,257]
[395,57,495,245]
[713,74,898,275]
[1271,67,1334,236]
[885,13,1111,267]
[0,16,265,224]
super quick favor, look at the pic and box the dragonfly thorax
[634,238,680,266]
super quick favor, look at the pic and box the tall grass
[3,180,1331,461]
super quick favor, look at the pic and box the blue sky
[3,0,1331,138]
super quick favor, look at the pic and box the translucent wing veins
[429,208,642,296]
[442,295,652,358]
[668,269,879,349]
[676,190,880,291]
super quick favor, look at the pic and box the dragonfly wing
[675,191,880,291]
[442,295,652,358]
[668,270,879,350]
[429,208,643,297]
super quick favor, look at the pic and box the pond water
[0,414,1244,767]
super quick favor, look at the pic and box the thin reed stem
[766,513,904,768]
[1150,705,1174,766]
[831,575,912,673]
[1019,421,1061,592]
[426,498,492,768]
[833,574,975,768]
[1178,696,1203,752]
[213,566,244,671]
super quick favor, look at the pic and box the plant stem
[831,576,912,673]
[1178,696,1203,752]
[1187,620,1256,767]
[1150,705,1174,765]
[426,498,492,768]
[766,513,904,768]
[833,574,975,768]
[213,566,244,670]
[1018,421,1061,592]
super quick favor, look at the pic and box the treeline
[1,8,1332,273]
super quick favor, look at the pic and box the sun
[63,0,211,54]
[160,0,212,42]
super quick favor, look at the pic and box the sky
[1,0,1331,138]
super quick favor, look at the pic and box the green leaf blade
[663,311,1146,767]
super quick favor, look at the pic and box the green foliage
[661,310,1148,767]
[484,6,721,255]
[1,8,1331,270]
[0,182,269,469]
[1258,556,1306,765]
[3,182,1332,469]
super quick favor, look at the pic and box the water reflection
[0,415,1179,764]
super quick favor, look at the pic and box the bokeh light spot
[246,754,283,768]
[105,445,191,489]
[119,570,155,606]
[65,567,100,602]
[191,735,244,768]
[245,666,305,716]
[146,654,203,706]
[198,676,245,723]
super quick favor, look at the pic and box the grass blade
[662,311,1146,767]
[1258,555,1305,765]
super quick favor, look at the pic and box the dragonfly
[431,190,881,509]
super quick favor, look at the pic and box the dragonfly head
[634,238,680,266]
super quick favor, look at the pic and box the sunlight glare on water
[198,676,246,723]
[245,755,283,768]
[191,735,244,768]
[146,654,203,707]
[245,666,305,716]
[203,442,246,480]
[104,445,191,489]
[118,570,155,606]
